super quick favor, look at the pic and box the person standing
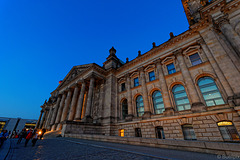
[0,130,9,148]
[31,129,39,147]
[17,128,27,144]
[24,129,33,147]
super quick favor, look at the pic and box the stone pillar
[83,76,95,122]
[155,60,174,116]
[55,93,67,125]
[198,39,234,98]
[45,107,52,129]
[200,28,240,95]
[39,111,46,129]
[36,110,43,129]
[50,95,61,127]
[139,67,151,119]
[68,84,80,121]
[215,15,240,57]
[60,89,73,122]
[74,80,86,120]
[174,49,206,112]
[126,74,133,120]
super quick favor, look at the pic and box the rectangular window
[134,77,139,87]
[182,124,197,140]
[121,83,126,92]
[167,63,176,75]
[189,53,202,66]
[135,128,142,137]
[148,71,155,81]
[155,127,165,139]
[119,129,124,137]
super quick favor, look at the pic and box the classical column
[215,15,240,57]
[50,95,61,126]
[155,60,174,116]
[83,76,95,122]
[36,110,43,129]
[68,84,80,121]
[174,49,206,112]
[55,93,67,124]
[139,67,151,118]
[39,111,46,129]
[74,80,86,120]
[60,89,73,122]
[126,74,133,120]
[44,107,52,129]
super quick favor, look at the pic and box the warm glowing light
[217,121,233,126]
[38,131,42,135]
[119,129,124,137]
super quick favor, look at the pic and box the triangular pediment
[57,64,93,89]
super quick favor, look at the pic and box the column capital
[77,79,86,84]
[214,14,229,29]
[138,66,144,73]
[173,48,183,57]
[153,59,161,65]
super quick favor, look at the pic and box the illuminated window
[217,121,240,141]
[155,126,165,139]
[167,63,176,74]
[134,77,139,87]
[136,95,144,117]
[148,71,155,81]
[119,129,124,137]
[122,99,128,119]
[152,91,165,114]
[0,121,6,132]
[172,84,191,111]
[135,128,142,137]
[198,77,225,106]
[182,124,197,140]
[189,53,202,66]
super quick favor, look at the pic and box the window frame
[136,95,144,117]
[121,99,128,119]
[166,63,176,75]
[148,71,156,81]
[189,52,202,66]
[182,124,197,140]
[152,90,165,114]
[155,126,165,139]
[217,121,240,142]
[172,84,191,111]
[135,128,142,137]
[133,77,139,87]
[121,83,126,92]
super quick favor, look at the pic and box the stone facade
[37,0,240,143]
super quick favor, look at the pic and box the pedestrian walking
[17,128,27,144]
[0,130,9,148]
[24,129,33,147]
[31,129,39,147]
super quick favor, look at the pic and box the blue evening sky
[0,0,189,119]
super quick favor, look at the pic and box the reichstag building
[36,0,240,143]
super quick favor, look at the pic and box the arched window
[198,77,224,106]
[217,121,240,141]
[152,91,165,114]
[136,95,144,117]
[122,99,128,119]
[172,84,191,111]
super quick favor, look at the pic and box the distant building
[38,0,240,142]
[0,117,37,132]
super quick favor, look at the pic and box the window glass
[119,129,124,137]
[155,127,165,139]
[217,121,240,141]
[149,71,155,81]
[152,91,165,114]
[135,128,142,137]
[182,124,197,140]
[134,77,139,87]
[136,96,144,117]
[121,83,126,92]
[198,77,225,106]
[122,99,128,119]
[189,53,202,66]
[167,63,176,74]
[172,85,191,111]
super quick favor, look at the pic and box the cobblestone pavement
[4,137,227,160]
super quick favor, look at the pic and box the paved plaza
[1,137,230,160]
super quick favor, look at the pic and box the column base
[82,116,93,123]
[51,124,56,131]
[163,107,175,116]
[142,111,151,120]
[56,123,63,130]
[191,102,206,113]
[125,114,134,121]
